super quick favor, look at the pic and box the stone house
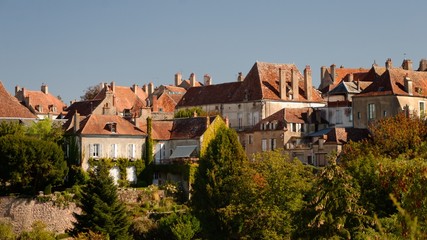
[353,59,427,129]
[15,84,67,120]
[64,114,146,184]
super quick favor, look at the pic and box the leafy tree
[0,135,67,194]
[80,84,101,101]
[297,157,368,239]
[191,126,247,239]
[72,163,131,239]
[174,107,207,118]
[157,212,201,240]
[141,117,154,185]
[26,118,64,143]
[0,221,16,240]
[0,121,25,137]
[369,112,427,158]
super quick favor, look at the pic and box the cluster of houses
[2,58,427,189]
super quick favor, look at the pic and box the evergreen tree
[191,126,247,239]
[72,164,131,239]
[142,117,154,185]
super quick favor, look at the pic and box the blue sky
[1,0,426,103]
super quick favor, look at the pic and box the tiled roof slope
[178,61,324,107]
[0,82,36,119]
[19,89,67,115]
[95,85,147,112]
[356,68,427,97]
[325,128,369,144]
[151,116,214,140]
[320,67,370,94]
[77,114,146,135]
[64,99,103,118]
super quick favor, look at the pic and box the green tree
[142,117,154,185]
[297,157,367,239]
[80,84,101,101]
[72,163,131,239]
[19,221,55,240]
[191,126,247,239]
[0,121,25,137]
[26,118,64,143]
[174,107,207,118]
[157,212,201,240]
[0,221,16,240]
[0,135,67,194]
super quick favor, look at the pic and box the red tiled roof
[0,82,36,119]
[179,80,203,90]
[21,90,67,114]
[151,121,173,140]
[78,114,146,135]
[151,116,213,140]
[356,68,427,97]
[64,99,103,118]
[252,107,317,132]
[177,82,242,107]
[95,84,147,112]
[284,108,312,123]
[325,128,369,144]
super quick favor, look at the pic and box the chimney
[132,84,138,94]
[190,73,196,87]
[110,81,116,93]
[418,59,427,71]
[41,84,48,94]
[204,74,212,86]
[279,68,287,100]
[291,68,298,100]
[357,79,361,91]
[348,73,354,82]
[304,65,312,101]
[15,85,21,95]
[142,84,148,93]
[330,64,336,83]
[386,58,393,69]
[175,72,182,86]
[152,95,158,112]
[320,66,327,80]
[237,72,244,82]
[148,82,154,95]
[73,110,80,133]
[402,59,413,71]
[404,75,413,95]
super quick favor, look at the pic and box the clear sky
[1,0,426,104]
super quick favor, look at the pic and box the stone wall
[0,196,80,234]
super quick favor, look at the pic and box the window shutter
[89,144,93,157]
[99,144,103,158]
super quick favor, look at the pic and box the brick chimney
[237,72,244,82]
[190,73,196,87]
[402,59,413,71]
[330,64,336,84]
[279,68,287,100]
[304,65,312,101]
[73,110,80,133]
[204,74,212,86]
[418,59,427,71]
[404,75,413,95]
[385,58,393,69]
[41,84,48,94]
[110,81,116,93]
[348,73,354,82]
[15,85,21,95]
[132,84,138,94]
[142,84,148,93]
[291,68,298,100]
[148,82,154,95]
[175,72,182,86]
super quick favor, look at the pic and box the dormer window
[35,105,43,112]
[270,121,277,130]
[49,105,57,112]
[106,122,117,133]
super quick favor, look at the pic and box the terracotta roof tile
[177,82,242,107]
[151,121,173,140]
[151,116,213,140]
[19,89,67,114]
[325,127,369,144]
[0,82,36,119]
[95,84,147,112]
[78,114,146,136]
[64,99,103,118]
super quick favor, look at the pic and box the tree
[141,117,154,186]
[26,118,64,143]
[0,121,25,137]
[80,84,101,101]
[0,135,67,194]
[72,163,131,239]
[157,212,201,240]
[174,107,207,118]
[19,221,56,240]
[191,126,247,239]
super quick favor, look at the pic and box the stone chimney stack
[418,59,427,71]
[348,73,354,82]
[142,84,148,93]
[15,85,21,95]
[304,65,312,101]
[330,64,336,84]
[291,68,298,100]
[152,95,158,112]
[404,74,413,95]
[148,82,154,95]
[204,74,212,86]
[132,84,138,94]
[73,110,80,133]
[279,68,287,100]
[237,72,244,82]
[357,79,361,91]
[320,66,327,80]
[190,73,196,87]
[110,81,116,93]
[386,58,393,69]
[402,59,413,71]
[41,84,48,94]
[175,72,182,86]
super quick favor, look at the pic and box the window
[253,112,259,126]
[336,110,343,124]
[261,139,267,152]
[248,135,253,144]
[357,112,361,119]
[155,143,166,161]
[128,144,136,159]
[110,144,118,159]
[301,124,305,133]
[291,123,301,132]
[238,113,243,129]
[270,121,277,130]
[270,138,277,150]
[420,102,425,118]
[90,144,101,158]
[368,103,375,120]
[383,111,387,117]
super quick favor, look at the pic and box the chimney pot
[175,72,182,86]
[402,59,413,71]
[237,72,244,82]
[148,82,154,95]
[190,73,196,87]
[41,84,48,94]
[204,74,212,86]
[418,59,427,71]
[386,58,393,69]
